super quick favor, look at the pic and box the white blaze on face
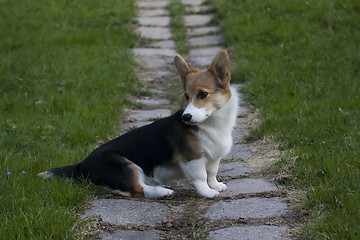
[183,100,212,124]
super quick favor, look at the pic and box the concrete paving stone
[188,35,222,47]
[183,14,214,27]
[187,26,221,36]
[149,88,167,94]
[231,83,242,90]
[136,16,170,27]
[138,1,170,8]
[136,70,175,81]
[133,48,177,69]
[122,121,153,131]
[232,127,248,142]
[224,143,252,159]
[237,94,246,102]
[189,46,223,57]
[221,178,278,197]
[218,161,252,175]
[84,199,171,226]
[186,5,213,13]
[181,0,206,5]
[126,109,172,121]
[237,105,248,115]
[137,8,169,17]
[102,230,163,240]
[209,225,290,240]
[136,27,172,40]
[134,97,170,105]
[188,56,213,69]
[149,40,176,49]
[133,48,177,57]
[204,197,287,220]
[135,55,170,69]
[218,162,253,177]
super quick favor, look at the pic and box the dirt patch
[234,102,283,171]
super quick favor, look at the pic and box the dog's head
[174,50,232,125]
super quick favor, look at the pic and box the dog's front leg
[180,157,220,198]
[206,158,227,192]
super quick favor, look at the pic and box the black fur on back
[47,110,199,189]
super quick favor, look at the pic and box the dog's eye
[197,91,208,99]
[184,93,189,100]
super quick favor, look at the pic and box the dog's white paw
[210,181,227,192]
[162,188,175,199]
[144,186,174,199]
[198,188,220,198]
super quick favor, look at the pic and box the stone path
[84,1,295,239]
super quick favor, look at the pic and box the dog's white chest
[196,87,238,161]
[197,127,233,160]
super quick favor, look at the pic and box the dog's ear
[174,55,191,88]
[209,50,230,86]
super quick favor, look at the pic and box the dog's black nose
[182,113,192,123]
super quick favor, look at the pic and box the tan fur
[128,164,145,197]
[175,50,232,113]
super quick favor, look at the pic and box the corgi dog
[39,50,238,199]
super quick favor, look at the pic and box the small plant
[185,219,208,240]
[167,0,189,54]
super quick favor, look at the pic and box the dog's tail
[38,164,80,179]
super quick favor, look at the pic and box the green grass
[0,0,137,239]
[210,0,360,239]
[167,0,189,54]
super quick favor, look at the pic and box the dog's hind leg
[133,165,175,199]
[80,152,174,198]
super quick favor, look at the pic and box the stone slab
[84,199,171,226]
[126,109,172,121]
[136,27,172,40]
[181,0,206,5]
[136,16,170,26]
[136,70,175,82]
[209,226,290,240]
[187,26,221,36]
[133,48,177,57]
[204,197,287,220]
[231,83,242,90]
[133,48,177,69]
[237,105,248,115]
[102,230,163,240]
[218,162,253,177]
[188,35,222,47]
[138,9,169,17]
[135,55,170,69]
[186,5,213,13]
[189,46,223,57]
[138,1,169,8]
[149,40,176,49]
[183,14,214,27]
[122,121,153,131]
[149,88,167,94]
[224,143,252,159]
[231,127,248,142]
[188,56,213,69]
[134,97,170,106]
[221,178,278,197]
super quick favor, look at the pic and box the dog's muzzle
[182,113,192,123]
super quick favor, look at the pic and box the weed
[167,0,189,54]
